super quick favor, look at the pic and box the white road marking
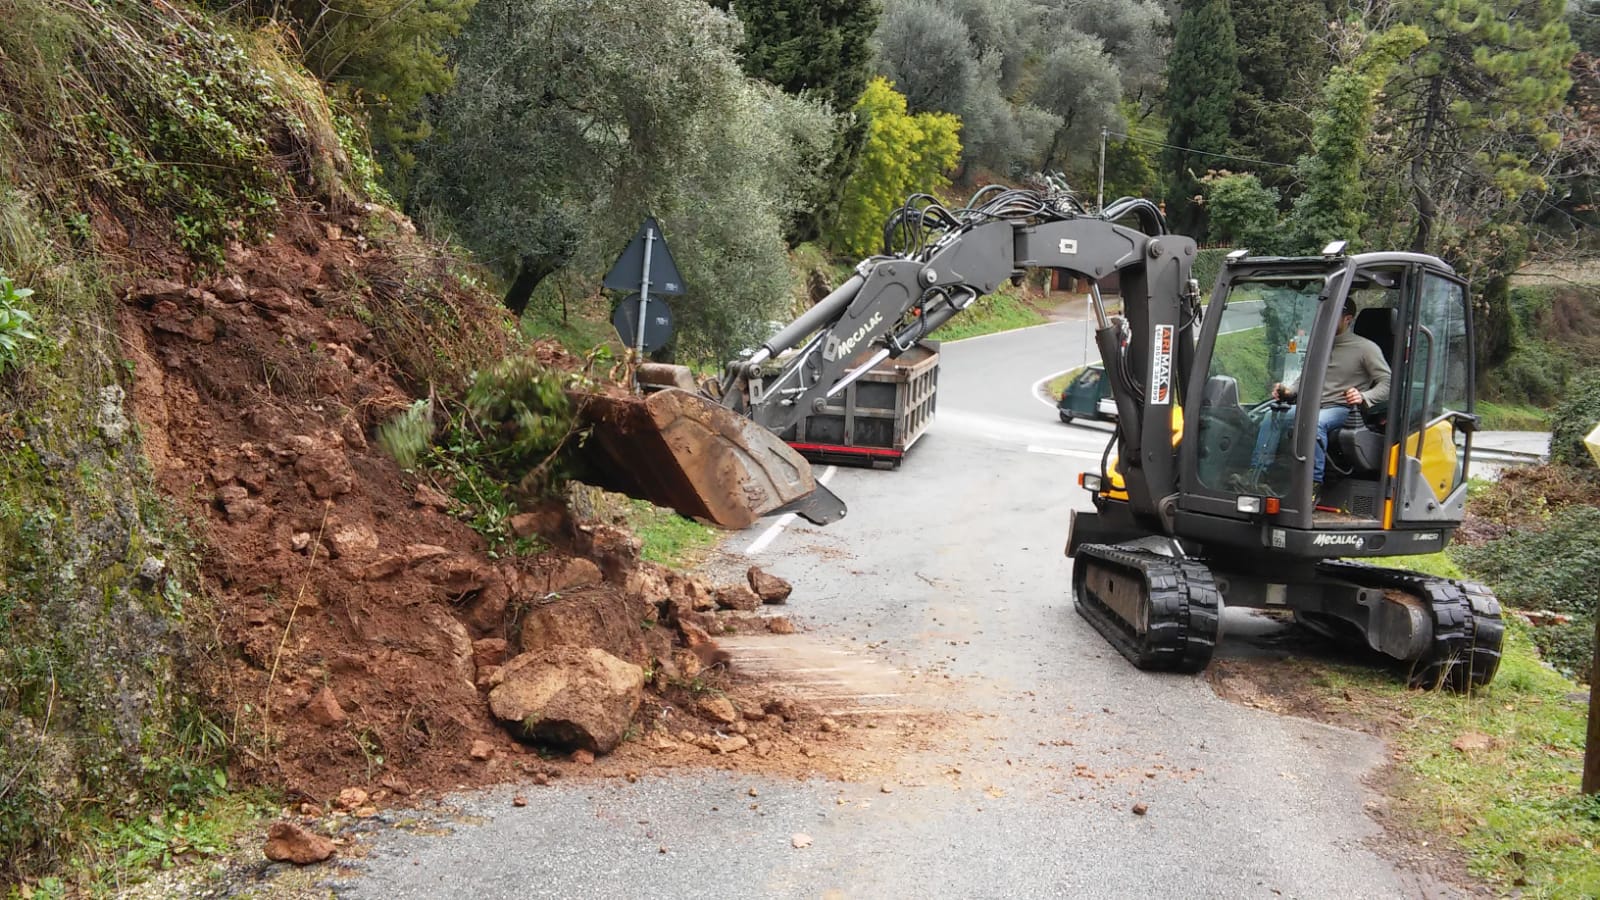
[1031,368,1074,411]
[939,408,1110,448]
[743,465,835,555]
[1026,444,1102,460]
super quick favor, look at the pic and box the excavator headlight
[1236,496,1263,514]
[1079,472,1104,493]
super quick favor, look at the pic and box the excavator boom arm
[725,199,1201,531]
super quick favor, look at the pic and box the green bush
[828,77,962,257]
[1454,504,1600,679]
[1202,173,1282,253]
[1455,504,1600,614]
[1548,368,1600,468]
[1490,343,1573,409]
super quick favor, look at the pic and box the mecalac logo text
[1311,533,1363,548]
[824,311,883,362]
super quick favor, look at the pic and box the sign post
[635,227,656,353]
[604,217,684,357]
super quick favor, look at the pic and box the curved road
[338,315,1460,899]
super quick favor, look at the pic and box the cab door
[1391,269,1475,524]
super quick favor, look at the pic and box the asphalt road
[335,315,1460,900]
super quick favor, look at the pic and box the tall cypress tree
[711,0,881,244]
[1230,0,1329,190]
[1161,0,1240,238]
[711,0,878,112]
[1285,26,1428,253]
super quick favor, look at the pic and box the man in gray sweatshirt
[1249,297,1391,497]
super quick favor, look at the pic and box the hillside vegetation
[0,0,512,881]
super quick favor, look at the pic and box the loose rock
[696,696,739,725]
[747,566,792,604]
[714,584,762,612]
[305,686,346,727]
[263,822,335,865]
[335,787,368,810]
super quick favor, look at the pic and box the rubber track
[1073,544,1220,674]
[1317,560,1504,690]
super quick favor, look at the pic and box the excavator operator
[1248,297,1391,501]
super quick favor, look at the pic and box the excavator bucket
[571,388,846,530]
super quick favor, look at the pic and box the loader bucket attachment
[572,388,846,530]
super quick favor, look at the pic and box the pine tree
[1230,0,1329,190]
[711,0,881,244]
[1379,0,1576,370]
[710,0,879,112]
[1161,0,1240,238]
[1387,0,1575,254]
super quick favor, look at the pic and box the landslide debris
[119,198,872,811]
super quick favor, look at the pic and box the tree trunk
[1409,77,1444,253]
[502,258,561,318]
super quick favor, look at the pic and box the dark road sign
[611,293,674,353]
[603,217,685,295]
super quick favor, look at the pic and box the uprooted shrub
[379,356,582,556]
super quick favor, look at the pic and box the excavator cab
[1180,251,1476,547]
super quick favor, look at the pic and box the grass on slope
[1344,552,1600,897]
[931,288,1047,342]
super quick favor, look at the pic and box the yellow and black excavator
[581,187,1502,689]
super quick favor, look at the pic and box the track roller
[1073,543,1220,673]
[1317,561,1504,690]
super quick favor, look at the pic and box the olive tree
[412,0,836,359]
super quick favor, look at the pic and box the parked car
[1057,363,1118,424]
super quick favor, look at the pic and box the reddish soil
[114,201,903,812]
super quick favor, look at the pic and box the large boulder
[488,647,645,753]
[518,585,667,663]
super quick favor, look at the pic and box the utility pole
[1097,127,1108,213]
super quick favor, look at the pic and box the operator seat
[1331,306,1396,477]
[1352,306,1396,365]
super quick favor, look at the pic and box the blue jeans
[1250,405,1353,484]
